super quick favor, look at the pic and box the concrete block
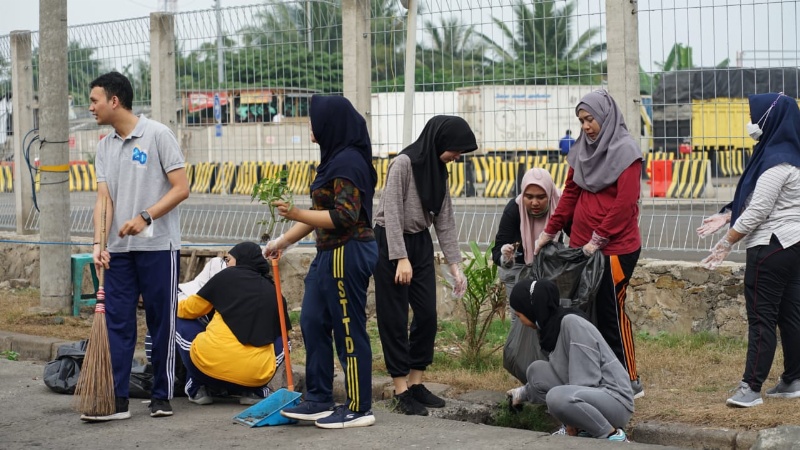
[632,421,737,449]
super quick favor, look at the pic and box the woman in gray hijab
[534,90,644,399]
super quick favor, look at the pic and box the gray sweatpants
[524,360,632,438]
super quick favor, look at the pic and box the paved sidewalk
[0,330,758,449]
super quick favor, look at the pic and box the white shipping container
[457,85,601,153]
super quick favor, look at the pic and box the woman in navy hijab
[698,92,800,407]
[265,95,379,428]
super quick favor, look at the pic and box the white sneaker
[188,386,213,405]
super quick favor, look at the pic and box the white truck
[369,85,601,156]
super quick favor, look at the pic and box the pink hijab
[516,168,561,264]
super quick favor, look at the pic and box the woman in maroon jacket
[534,90,644,399]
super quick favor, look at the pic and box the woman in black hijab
[372,115,476,416]
[177,241,290,406]
[507,278,634,442]
[264,95,378,429]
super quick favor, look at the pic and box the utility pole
[214,0,226,191]
[605,0,641,148]
[38,0,71,312]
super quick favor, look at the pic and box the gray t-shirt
[95,115,185,252]
[373,154,462,264]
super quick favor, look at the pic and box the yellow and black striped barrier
[210,162,237,195]
[447,161,465,197]
[0,164,13,193]
[373,158,390,192]
[190,162,218,193]
[665,160,710,198]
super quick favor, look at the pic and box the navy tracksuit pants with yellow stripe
[301,239,377,413]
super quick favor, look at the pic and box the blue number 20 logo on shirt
[132,147,148,165]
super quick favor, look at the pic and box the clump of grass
[491,399,557,432]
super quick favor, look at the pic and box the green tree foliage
[30,41,104,106]
[486,0,605,62]
[122,58,151,105]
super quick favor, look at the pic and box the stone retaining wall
[0,233,748,337]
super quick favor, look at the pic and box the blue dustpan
[232,388,302,427]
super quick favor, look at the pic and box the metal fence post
[38,0,71,312]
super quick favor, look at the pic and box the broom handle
[98,198,107,288]
[272,256,294,391]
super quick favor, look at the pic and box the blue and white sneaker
[280,400,336,421]
[314,405,375,429]
[607,428,629,442]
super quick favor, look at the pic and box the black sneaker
[80,397,131,422]
[392,390,428,416]
[314,405,375,429]
[149,398,173,417]
[409,384,445,408]
[280,400,336,421]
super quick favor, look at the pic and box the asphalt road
[0,359,687,450]
[0,191,745,263]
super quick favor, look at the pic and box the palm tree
[486,0,605,62]
[414,16,490,90]
[371,0,406,85]
[239,1,343,54]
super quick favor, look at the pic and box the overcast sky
[2,0,798,72]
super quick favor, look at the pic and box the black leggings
[374,225,437,378]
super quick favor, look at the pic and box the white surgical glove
[582,231,609,257]
[697,212,732,239]
[506,386,527,407]
[449,263,467,299]
[701,236,733,270]
[500,243,515,267]
[264,234,286,259]
[533,232,556,256]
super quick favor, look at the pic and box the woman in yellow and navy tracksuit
[265,95,378,429]
[176,241,289,405]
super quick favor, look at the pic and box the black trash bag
[43,340,88,394]
[502,241,605,383]
[527,241,605,322]
[129,359,153,399]
[128,351,188,398]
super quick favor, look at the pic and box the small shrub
[442,242,506,368]
[251,170,293,242]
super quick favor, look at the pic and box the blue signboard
[213,93,222,122]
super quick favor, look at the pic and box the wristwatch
[140,210,153,226]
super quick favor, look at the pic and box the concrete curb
[631,421,757,450]
[0,330,72,361]
[0,329,760,450]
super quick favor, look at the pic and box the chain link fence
[0,0,797,256]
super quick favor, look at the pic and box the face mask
[747,92,784,142]
[746,122,763,141]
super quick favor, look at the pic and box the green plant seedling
[1,350,20,361]
[251,170,293,242]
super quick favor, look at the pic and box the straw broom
[75,199,115,416]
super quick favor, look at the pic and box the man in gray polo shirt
[83,72,189,422]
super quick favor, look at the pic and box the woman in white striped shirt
[698,92,800,408]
